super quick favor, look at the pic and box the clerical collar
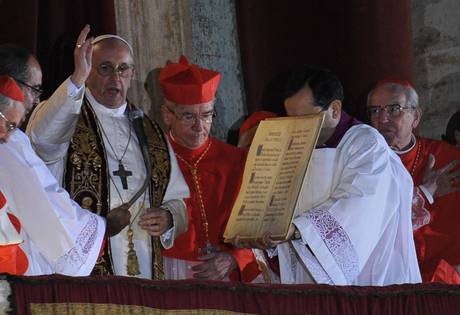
[393,134,416,155]
[85,88,128,117]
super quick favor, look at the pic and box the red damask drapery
[7,275,460,315]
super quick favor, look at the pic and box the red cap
[0,76,24,102]
[159,55,221,105]
[375,78,415,89]
[239,111,278,137]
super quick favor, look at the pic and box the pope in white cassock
[26,25,189,279]
[0,75,116,275]
[243,66,421,286]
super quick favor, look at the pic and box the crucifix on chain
[113,162,132,189]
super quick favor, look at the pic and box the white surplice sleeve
[159,139,190,249]
[1,131,105,276]
[281,125,420,285]
[26,78,84,183]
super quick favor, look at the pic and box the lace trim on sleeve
[306,208,359,283]
[54,214,98,274]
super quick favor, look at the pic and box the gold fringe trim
[30,303,254,315]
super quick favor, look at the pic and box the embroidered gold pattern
[63,100,170,278]
[30,303,254,315]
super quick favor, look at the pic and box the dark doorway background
[236,0,415,122]
[0,0,115,99]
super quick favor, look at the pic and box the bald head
[86,38,135,109]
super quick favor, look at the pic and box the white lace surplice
[0,130,105,276]
[277,125,421,286]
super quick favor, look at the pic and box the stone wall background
[114,0,245,139]
[412,0,460,139]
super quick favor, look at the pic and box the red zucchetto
[375,78,415,89]
[239,111,278,137]
[0,76,25,102]
[159,55,221,105]
[0,75,24,102]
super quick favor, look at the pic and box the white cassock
[0,130,105,276]
[27,79,190,279]
[270,124,421,286]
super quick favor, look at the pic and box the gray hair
[368,82,419,108]
[0,93,13,112]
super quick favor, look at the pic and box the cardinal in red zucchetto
[158,56,260,281]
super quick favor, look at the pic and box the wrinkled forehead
[369,85,407,106]
[92,39,134,65]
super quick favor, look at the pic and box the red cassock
[163,136,260,282]
[399,137,460,281]
[0,191,28,275]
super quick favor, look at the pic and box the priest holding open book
[229,66,421,286]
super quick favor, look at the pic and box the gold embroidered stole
[63,98,171,279]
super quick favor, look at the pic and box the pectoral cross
[113,162,132,190]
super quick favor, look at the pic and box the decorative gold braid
[175,141,213,253]
[65,99,171,278]
[64,101,112,275]
[152,237,165,280]
[142,108,171,280]
[410,139,421,176]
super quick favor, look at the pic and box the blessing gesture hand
[422,154,460,198]
[70,24,93,87]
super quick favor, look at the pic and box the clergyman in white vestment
[1,130,106,275]
[248,66,421,286]
[27,27,189,279]
[0,75,105,276]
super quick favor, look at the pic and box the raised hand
[138,207,173,236]
[70,24,93,87]
[422,154,460,198]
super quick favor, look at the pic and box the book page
[224,113,324,242]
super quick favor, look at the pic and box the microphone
[128,108,148,148]
[126,107,152,208]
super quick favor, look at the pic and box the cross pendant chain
[175,141,214,255]
[113,161,132,190]
[95,113,133,190]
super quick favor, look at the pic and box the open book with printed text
[224,113,324,242]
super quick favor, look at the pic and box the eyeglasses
[94,63,135,78]
[0,111,17,133]
[166,107,216,125]
[14,78,43,98]
[367,104,415,118]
